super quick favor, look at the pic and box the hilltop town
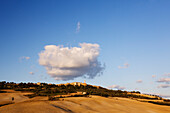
[0,81,168,101]
[36,80,100,89]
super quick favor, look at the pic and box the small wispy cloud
[157,78,170,83]
[20,56,30,62]
[149,93,170,99]
[157,84,170,88]
[76,21,80,33]
[159,94,170,98]
[152,75,156,78]
[108,85,126,90]
[118,63,129,69]
[29,72,34,75]
[30,65,39,73]
[136,80,143,83]
[163,73,170,77]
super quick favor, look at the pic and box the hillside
[0,81,163,100]
[0,93,170,113]
[0,81,170,113]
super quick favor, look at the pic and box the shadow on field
[50,103,74,113]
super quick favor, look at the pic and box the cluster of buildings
[36,80,100,89]
[56,81,87,87]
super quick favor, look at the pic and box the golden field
[0,90,170,113]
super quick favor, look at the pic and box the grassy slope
[0,93,170,113]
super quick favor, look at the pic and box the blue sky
[0,0,170,98]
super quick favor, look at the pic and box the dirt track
[0,90,170,113]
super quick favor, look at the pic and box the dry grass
[0,89,33,103]
[0,90,170,113]
[0,101,14,107]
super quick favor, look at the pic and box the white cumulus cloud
[38,43,105,81]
